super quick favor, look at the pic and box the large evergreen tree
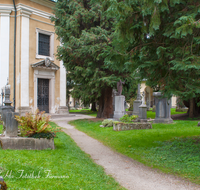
[52,0,134,118]
[107,0,200,117]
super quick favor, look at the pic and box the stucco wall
[0,0,65,113]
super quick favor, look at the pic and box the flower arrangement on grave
[15,109,61,139]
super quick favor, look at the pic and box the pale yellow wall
[140,81,154,106]
[1,0,13,5]
[9,10,14,106]
[141,81,146,94]
[69,96,75,107]
[2,0,61,112]
[29,17,60,109]
[1,0,54,14]
[171,95,177,108]
[17,0,54,14]
[16,12,22,110]
[6,6,22,109]
[141,81,177,107]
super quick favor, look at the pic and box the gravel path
[53,114,200,190]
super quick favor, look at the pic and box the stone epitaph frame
[153,92,173,123]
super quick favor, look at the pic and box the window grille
[38,33,50,56]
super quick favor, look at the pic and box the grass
[70,119,200,184]
[69,108,186,119]
[145,137,200,182]
[0,124,125,190]
[69,109,97,117]
[147,108,187,119]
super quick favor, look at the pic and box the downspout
[13,0,16,110]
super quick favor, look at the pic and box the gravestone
[113,80,125,119]
[113,95,125,119]
[5,112,19,137]
[133,83,142,115]
[153,92,173,123]
[112,89,117,117]
[0,88,4,114]
[2,84,14,132]
[117,80,125,96]
[1,84,19,137]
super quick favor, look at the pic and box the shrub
[15,109,61,139]
[102,119,114,127]
[31,132,56,139]
[120,114,138,123]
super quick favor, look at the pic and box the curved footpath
[52,114,200,190]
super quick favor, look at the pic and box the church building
[0,0,68,115]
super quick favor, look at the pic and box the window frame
[36,28,54,60]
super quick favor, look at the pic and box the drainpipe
[13,0,16,110]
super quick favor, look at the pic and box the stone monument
[0,88,4,114]
[1,84,18,137]
[132,83,142,115]
[153,92,173,123]
[117,80,125,96]
[138,91,147,120]
[113,80,125,119]
[112,89,117,117]
[5,112,19,137]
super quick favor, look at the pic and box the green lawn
[69,108,186,119]
[147,108,187,119]
[70,119,200,184]
[69,109,97,117]
[0,124,125,190]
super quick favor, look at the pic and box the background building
[140,81,177,109]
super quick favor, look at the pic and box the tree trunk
[183,98,200,118]
[97,87,113,118]
[91,102,97,111]
[189,98,194,118]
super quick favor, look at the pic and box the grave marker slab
[153,92,173,123]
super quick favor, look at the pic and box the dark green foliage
[52,0,137,117]
[31,132,56,139]
[176,96,185,108]
[106,0,200,115]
